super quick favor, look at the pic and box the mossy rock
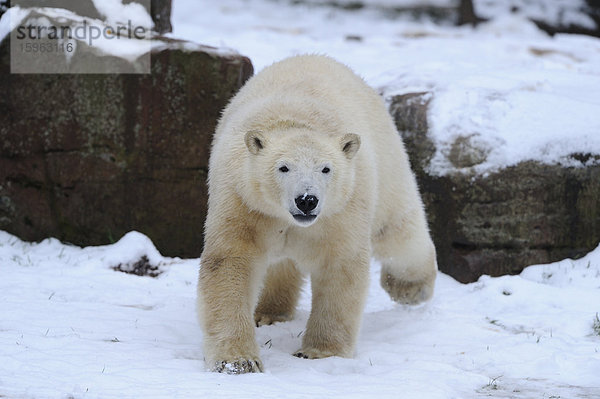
[390,92,600,282]
[0,15,253,257]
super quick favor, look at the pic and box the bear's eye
[279,166,289,173]
[322,167,331,174]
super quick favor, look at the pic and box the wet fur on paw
[380,271,434,305]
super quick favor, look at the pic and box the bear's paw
[380,271,434,305]
[212,358,264,374]
[255,311,294,327]
[293,347,337,359]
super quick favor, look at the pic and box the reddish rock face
[0,30,253,257]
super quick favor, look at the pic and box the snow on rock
[475,0,597,30]
[90,0,153,29]
[0,6,152,72]
[1,230,599,398]
[300,0,457,7]
[0,6,29,43]
[423,17,600,175]
[379,15,600,175]
[102,231,163,266]
[81,231,167,276]
[171,0,600,176]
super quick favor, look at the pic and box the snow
[475,0,597,30]
[1,1,600,397]
[0,6,152,66]
[90,0,153,29]
[1,230,599,398]
[171,0,600,175]
[3,0,599,169]
[294,0,457,8]
[0,6,29,43]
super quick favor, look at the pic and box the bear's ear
[245,130,266,155]
[341,133,361,159]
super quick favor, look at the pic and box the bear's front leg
[294,251,370,359]
[198,254,264,374]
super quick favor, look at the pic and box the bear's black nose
[295,194,318,215]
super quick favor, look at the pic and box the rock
[150,0,172,34]
[390,92,600,283]
[3,0,172,34]
[294,0,600,36]
[0,8,253,258]
[0,1,8,16]
[10,1,102,19]
[389,92,435,172]
[112,255,162,277]
[446,134,490,168]
[457,0,483,26]
[284,0,462,24]
[475,0,600,38]
[7,7,154,74]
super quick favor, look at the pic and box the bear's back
[217,55,393,145]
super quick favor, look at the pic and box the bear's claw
[293,347,337,359]
[255,312,293,327]
[213,359,263,374]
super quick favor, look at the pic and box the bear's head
[243,128,361,227]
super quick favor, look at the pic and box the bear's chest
[265,225,325,272]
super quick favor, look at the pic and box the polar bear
[198,55,437,374]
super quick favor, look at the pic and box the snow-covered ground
[171,0,600,175]
[1,231,599,398]
[2,1,600,398]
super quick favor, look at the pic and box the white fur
[198,55,437,373]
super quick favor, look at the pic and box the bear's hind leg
[254,259,303,326]
[374,220,437,305]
